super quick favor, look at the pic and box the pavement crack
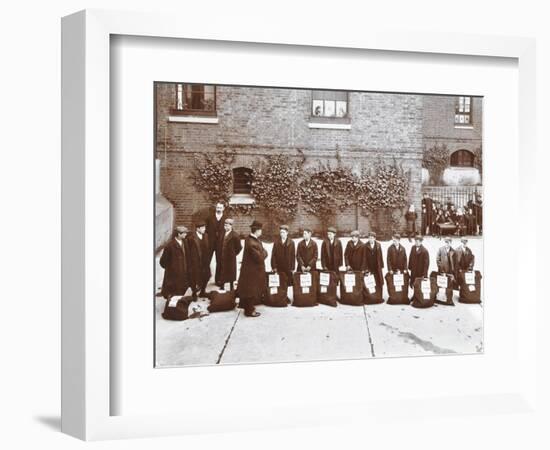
[216,309,241,364]
[362,306,376,357]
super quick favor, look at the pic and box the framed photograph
[62,9,537,441]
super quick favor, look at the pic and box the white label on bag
[270,287,278,295]
[436,288,447,302]
[300,273,312,287]
[345,285,353,293]
[320,286,327,294]
[422,290,431,300]
[395,285,402,292]
[393,273,404,287]
[465,272,475,285]
[421,280,430,291]
[468,285,476,292]
[364,274,376,290]
[224,282,231,291]
[437,275,448,289]
[344,273,356,287]
[320,272,330,286]
[168,296,181,307]
[302,287,310,294]
[268,274,280,288]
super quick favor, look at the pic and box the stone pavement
[155,236,483,367]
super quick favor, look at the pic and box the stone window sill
[228,194,255,205]
[308,122,351,130]
[454,125,474,130]
[168,115,219,124]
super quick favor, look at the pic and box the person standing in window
[271,224,296,286]
[205,201,228,286]
[321,226,343,272]
[217,218,242,289]
[159,226,191,298]
[296,228,318,272]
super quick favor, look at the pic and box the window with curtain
[454,96,472,125]
[311,90,348,118]
[173,84,216,115]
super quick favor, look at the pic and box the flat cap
[461,237,469,243]
[350,230,360,237]
[302,227,313,233]
[414,234,423,241]
[367,231,376,238]
[444,236,452,243]
[195,220,206,228]
[279,224,289,231]
[327,226,337,233]
[224,218,234,225]
[175,225,189,233]
[392,233,401,239]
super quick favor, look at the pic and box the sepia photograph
[154,82,483,367]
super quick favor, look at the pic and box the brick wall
[155,83,430,238]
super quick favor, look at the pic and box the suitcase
[161,296,192,321]
[457,270,482,304]
[263,272,290,307]
[362,271,384,305]
[338,271,364,306]
[208,289,237,312]
[410,277,436,308]
[430,271,455,306]
[317,271,338,307]
[292,271,318,307]
[385,271,410,305]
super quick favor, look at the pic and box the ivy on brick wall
[359,162,409,212]
[422,143,449,185]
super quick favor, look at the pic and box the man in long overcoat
[408,235,430,287]
[387,233,408,273]
[217,218,242,289]
[237,220,268,317]
[271,224,296,285]
[344,230,365,271]
[422,193,434,235]
[205,201,229,285]
[436,237,455,274]
[186,221,211,298]
[363,231,384,287]
[296,228,318,272]
[453,237,475,274]
[159,226,191,298]
[320,226,343,272]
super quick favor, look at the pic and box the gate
[421,186,482,209]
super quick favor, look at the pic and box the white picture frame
[61,9,538,441]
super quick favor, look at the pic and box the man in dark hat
[436,236,455,274]
[296,227,318,272]
[453,237,475,275]
[217,218,242,289]
[387,233,408,274]
[237,220,268,317]
[186,221,211,298]
[321,226,343,272]
[344,230,365,271]
[205,200,229,285]
[408,234,430,287]
[271,224,296,285]
[363,231,384,288]
[159,226,191,298]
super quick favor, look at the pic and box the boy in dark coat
[320,226,343,272]
[422,193,434,235]
[436,237,455,274]
[387,233,408,273]
[217,218,243,289]
[159,226,191,298]
[186,221,211,298]
[344,230,365,271]
[237,220,268,317]
[363,231,384,287]
[453,237,475,273]
[296,228,318,272]
[270,224,296,285]
[408,234,430,287]
[205,201,229,285]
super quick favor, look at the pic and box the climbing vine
[423,143,449,185]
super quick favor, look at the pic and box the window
[172,84,216,115]
[450,150,475,167]
[311,90,348,118]
[455,96,472,125]
[232,167,253,195]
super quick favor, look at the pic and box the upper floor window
[311,90,348,118]
[450,150,475,167]
[232,167,253,195]
[173,84,216,116]
[455,96,472,125]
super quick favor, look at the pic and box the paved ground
[155,236,483,367]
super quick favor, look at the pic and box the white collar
[196,231,203,240]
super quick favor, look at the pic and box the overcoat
[387,243,408,273]
[186,232,211,290]
[320,238,343,272]
[453,246,475,272]
[436,246,455,274]
[159,238,190,297]
[217,230,243,284]
[422,197,434,228]
[408,244,430,286]
[296,239,318,270]
[363,241,384,287]
[237,235,268,299]
[271,237,296,283]
[344,240,365,271]
[405,211,417,233]
[205,211,228,254]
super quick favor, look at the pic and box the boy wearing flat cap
[453,237,475,275]
[186,221,211,298]
[237,220,268,317]
[363,231,384,288]
[408,234,430,287]
[296,227,318,272]
[436,236,455,274]
[271,224,296,285]
[344,230,365,271]
[159,225,191,298]
[216,218,242,289]
[387,233,408,274]
[321,226,343,272]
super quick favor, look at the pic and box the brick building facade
[155,83,481,243]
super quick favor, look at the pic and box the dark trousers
[239,297,257,315]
